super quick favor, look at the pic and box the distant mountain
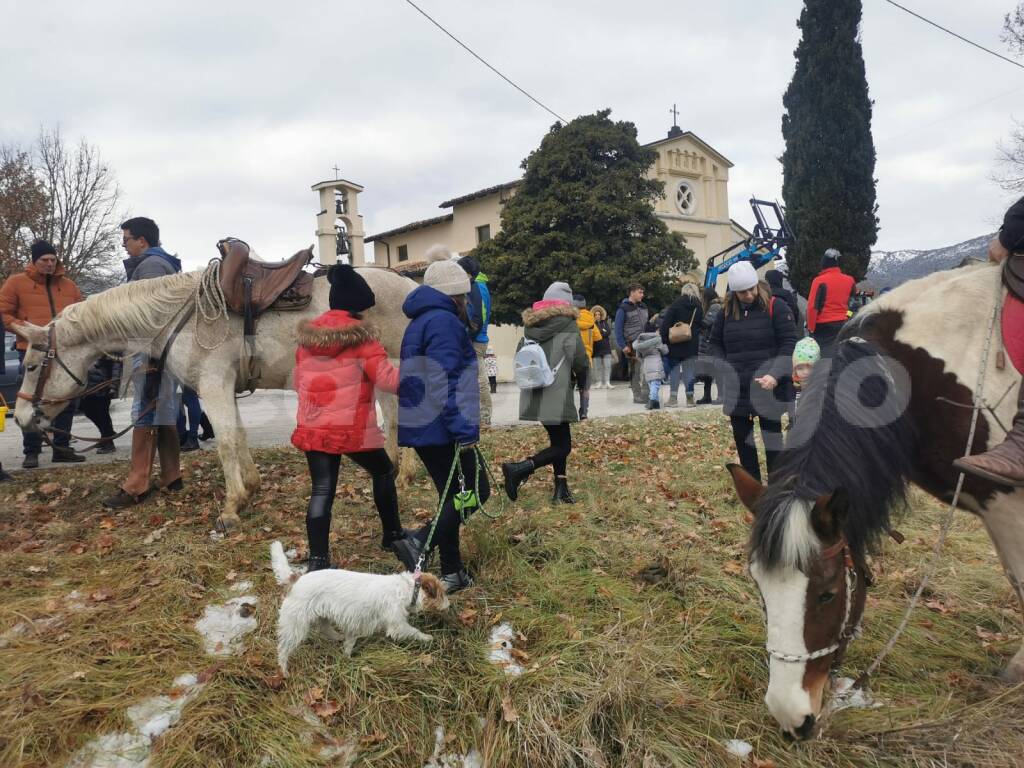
[866,233,994,289]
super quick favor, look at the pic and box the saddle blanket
[1002,292,1024,374]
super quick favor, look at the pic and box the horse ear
[811,492,839,533]
[727,463,765,514]
[12,321,47,348]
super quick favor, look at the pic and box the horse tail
[270,541,297,587]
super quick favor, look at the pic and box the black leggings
[415,443,491,575]
[530,422,572,476]
[729,414,783,484]
[79,396,115,438]
[304,448,400,560]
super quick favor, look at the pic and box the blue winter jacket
[398,285,480,447]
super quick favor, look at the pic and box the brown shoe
[953,380,1024,486]
[102,488,151,509]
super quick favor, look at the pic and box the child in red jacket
[292,264,412,571]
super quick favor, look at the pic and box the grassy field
[1,411,1022,767]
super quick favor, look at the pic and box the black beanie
[457,255,480,278]
[764,270,784,290]
[1000,197,1024,254]
[30,240,57,262]
[327,263,375,313]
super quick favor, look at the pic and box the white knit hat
[727,261,758,292]
[423,245,470,296]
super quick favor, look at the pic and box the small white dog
[270,541,449,675]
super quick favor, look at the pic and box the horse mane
[59,271,201,346]
[751,337,916,570]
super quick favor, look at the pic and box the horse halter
[761,537,867,666]
[19,324,85,412]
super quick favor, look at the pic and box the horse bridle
[19,325,85,413]
[760,536,869,667]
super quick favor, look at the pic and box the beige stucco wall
[370,219,455,267]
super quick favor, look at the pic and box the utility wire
[882,0,1024,71]
[402,0,568,124]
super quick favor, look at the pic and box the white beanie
[423,245,470,296]
[542,281,573,304]
[727,261,758,292]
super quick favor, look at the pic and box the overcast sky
[3,0,1022,270]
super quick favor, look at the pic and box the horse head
[730,464,871,740]
[728,336,915,740]
[14,320,102,433]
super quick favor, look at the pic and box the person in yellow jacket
[572,293,601,420]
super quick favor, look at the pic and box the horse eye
[818,591,836,605]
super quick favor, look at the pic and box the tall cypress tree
[781,0,878,295]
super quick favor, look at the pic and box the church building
[364,121,750,286]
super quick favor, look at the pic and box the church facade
[365,126,750,288]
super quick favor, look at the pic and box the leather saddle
[215,237,316,392]
[217,238,315,315]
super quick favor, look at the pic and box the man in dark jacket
[954,196,1024,486]
[104,217,184,508]
[659,282,703,406]
[613,283,649,404]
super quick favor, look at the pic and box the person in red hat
[0,239,86,467]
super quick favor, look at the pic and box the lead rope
[851,270,1004,693]
[193,260,231,350]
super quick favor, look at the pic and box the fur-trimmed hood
[297,310,378,353]
[521,302,579,327]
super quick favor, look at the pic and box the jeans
[592,354,613,387]
[664,356,695,397]
[17,349,73,453]
[177,387,203,441]
[648,379,663,402]
[130,354,181,427]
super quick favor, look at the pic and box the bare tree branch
[1005,3,1024,55]
[996,120,1024,194]
[35,126,123,289]
[0,144,49,282]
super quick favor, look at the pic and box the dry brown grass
[1,411,1022,767]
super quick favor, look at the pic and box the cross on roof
[669,103,679,127]
[332,164,341,180]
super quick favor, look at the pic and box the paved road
[0,383,720,475]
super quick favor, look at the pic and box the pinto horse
[729,261,1024,740]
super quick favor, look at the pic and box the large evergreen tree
[781,0,878,295]
[473,110,694,324]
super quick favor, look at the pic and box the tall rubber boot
[954,380,1024,486]
[103,427,156,507]
[156,425,183,490]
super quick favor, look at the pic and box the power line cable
[881,0,1024,71]
[402,0,568,124]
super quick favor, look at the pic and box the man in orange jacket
[0,240,87,467]
[806,248,855,357]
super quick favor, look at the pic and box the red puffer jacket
[291,310,399,454]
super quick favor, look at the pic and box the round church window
[675,181,697,216]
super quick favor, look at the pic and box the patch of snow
[230,580,253,593]
[487,623,523,676]
[424,725,483,768]
[723,739,753,759]
[826,677,884,714]
[67,674,205,768]
[194,596,258,656]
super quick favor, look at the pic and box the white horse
[13,267,417,532]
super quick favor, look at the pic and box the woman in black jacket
[710,262,797,482]
[695,287,722,404]
[659,281,703,406]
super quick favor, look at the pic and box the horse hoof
[215,514,241,533]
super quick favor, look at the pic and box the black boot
[0,463,12,483]
[552,476,576,504]
[648,400,660,411]
[502,459,535,501]
[390,534,424,571]
[380,528,415,551]
[306,555,332,573]
[52,447,86,463]
[198,412,215,441]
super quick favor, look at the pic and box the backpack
[513,339,563,389]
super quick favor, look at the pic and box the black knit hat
[327,263,375,313]
[1000,197,1024,254]
[30,240,57,262]
[457,255,480,278]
